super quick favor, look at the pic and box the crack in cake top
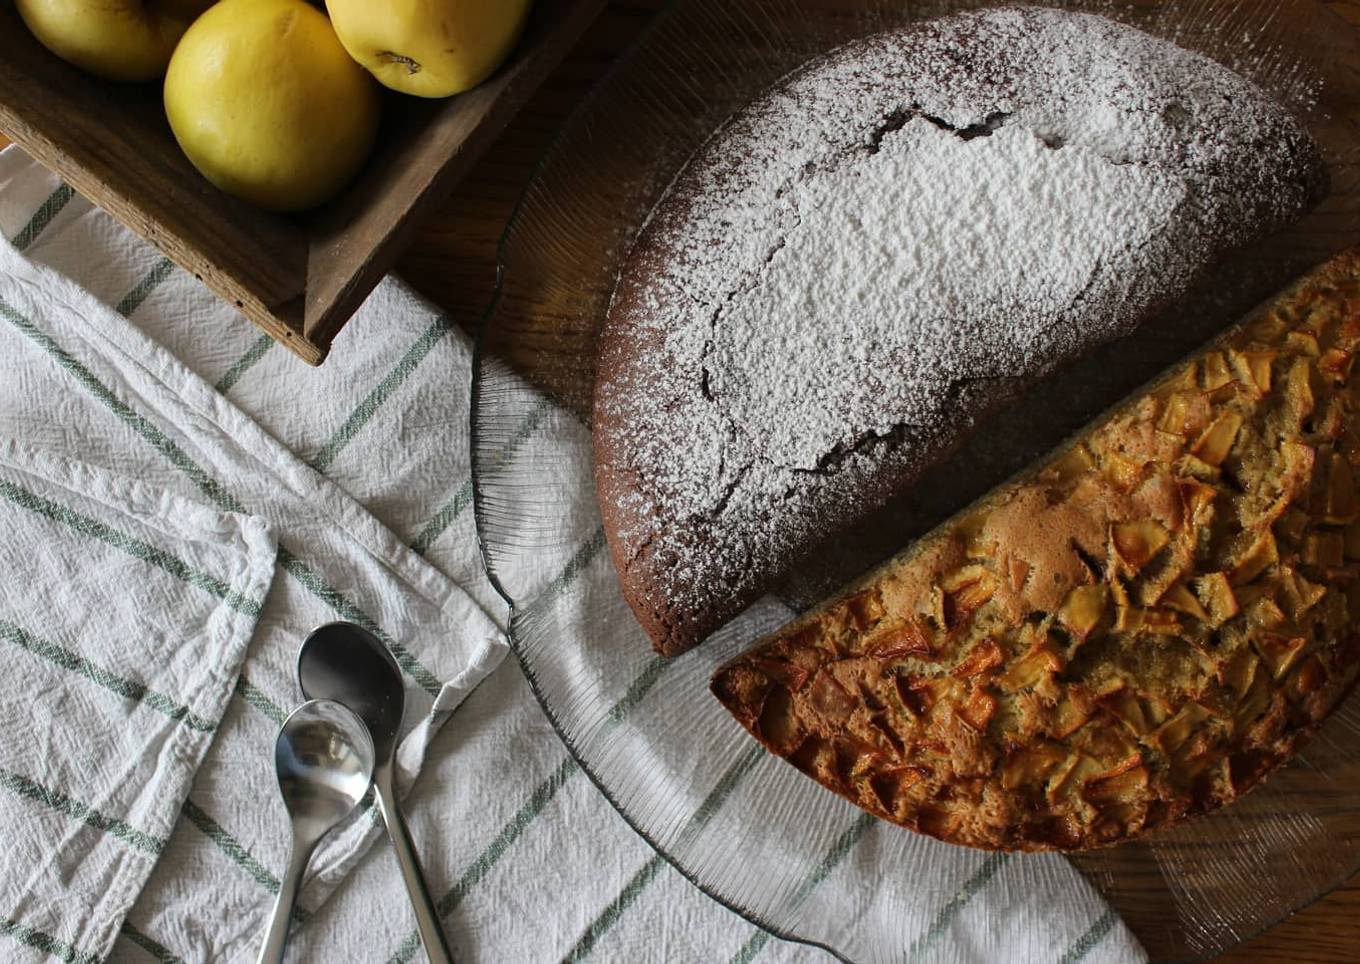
[594,5,1326,654]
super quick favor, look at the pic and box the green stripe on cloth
[1058,908,1117,964]
[0,914,100,964]
[791,813,875,906]
[727,814,876,964]
[277,547,443,697]
[677,745,764,844]
[562,745,765,962]
[215,334,274,394]
[0,766,166,855]
[728,930,771,964]
[0,297,246,514]
[906,851,1012,961]
[115,258,175,317]
[308,314,455,474]
[12,183,75,253]
[0,476,263,617]
[0,618,217,732]
[2,298,446,697]
[604,656,666,727]
[119,922,185,964]
[234,675,286,726]
[408,481,472,557]
[540,527,607,603]
[181,798,280,893]
[410,396,552,556]
[387,756,580,964]
[560,855,667,964]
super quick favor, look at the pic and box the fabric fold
[0,211,507,961]
[0,438,276,962]
[0,146,1145,964]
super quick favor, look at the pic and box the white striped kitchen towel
[0,147,1143,964]
[0,157,507,962]
[0,438,275,963]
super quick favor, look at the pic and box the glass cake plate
[469,1,1360,959]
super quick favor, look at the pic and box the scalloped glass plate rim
[468,7,865,959]
[466,1,1360,960]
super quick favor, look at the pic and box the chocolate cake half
[593,6,1326,656]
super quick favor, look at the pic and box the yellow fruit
[164,0,380,212]
[16,0,215,83]
[325,0,532,99]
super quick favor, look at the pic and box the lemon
[16,0,214,83]
[325,0,532,99]
[164,0,381,212]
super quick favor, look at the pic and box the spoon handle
[256,837,314,964]
[376,776,454,964]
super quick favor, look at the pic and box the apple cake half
[712,249,1360,851]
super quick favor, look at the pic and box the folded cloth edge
[0,434,280,959]
[0,235,511,928]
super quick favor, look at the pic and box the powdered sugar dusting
[713,121,1179,469]
[594,6,1325,653]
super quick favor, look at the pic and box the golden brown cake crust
[712,250,1360,851]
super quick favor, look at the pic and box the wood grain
[300,0,609,350]
[0,0,606,363]
[2,0,1357,959]
[398,3,1360,962]
[0,2,312,353]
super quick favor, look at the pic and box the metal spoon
[257,699,375,964]
[297,621,454,964]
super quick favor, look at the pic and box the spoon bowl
[275,698,376,836]
[298,621,454,963]
[297,621,404,759]
[257,699,375,964]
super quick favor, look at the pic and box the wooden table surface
[409,3,1360,961]
[404,3,1360,962]
[4,1,1360,961]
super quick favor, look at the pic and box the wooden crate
[0,0,607,364]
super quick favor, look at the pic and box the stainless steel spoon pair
[256,622,454,964]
